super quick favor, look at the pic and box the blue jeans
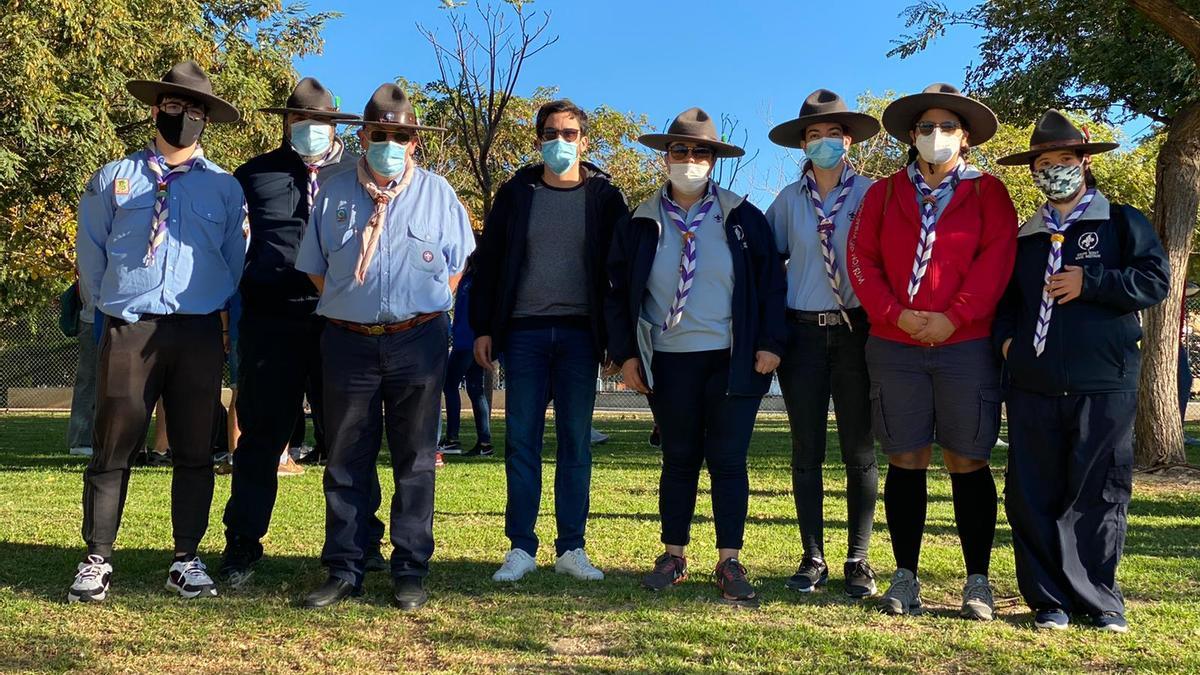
[443,346,492,444]
[503,321,597,556]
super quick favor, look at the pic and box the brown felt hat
[768,89,880,148]
[344,83,446,132]
[997,109,1119,166]
[638,107,745,158]
[882,83,998,146]
[260,77,360,121]
[126,60,240,124]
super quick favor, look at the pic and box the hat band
[1029,138,1091,152]
[370,111,419,125]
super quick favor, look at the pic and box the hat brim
[126,80,240,123]
[768,112,880,149]
[344,119,448,133]
[637,133,745,158]
[259,107,361,121]
[882,92,998,146]
[996,141,1120,166]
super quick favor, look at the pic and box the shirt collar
[905,161,981,182]
[1019,190,1111,237]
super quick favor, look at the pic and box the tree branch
[1128,0,1200,66]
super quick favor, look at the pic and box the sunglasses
[540,128,581,142]
[368,129,414,144]
[914,121,963,136]
[159,101,206,121]
[667,144,715,161]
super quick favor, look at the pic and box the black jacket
[993,196,1170,396]
[233,142,358,318]
[606,185,788,398]
[469,162,629,358]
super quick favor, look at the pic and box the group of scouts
[68,61,1169,633]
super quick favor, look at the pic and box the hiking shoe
[784,557,828,593]
[714,557,757,604]
[641,552,688,591]
[435,451,445,468]
[463,441,494,457]
[68,446,93,457]
[492,548,537,582]
[438,437,463,454]
[1092,611,1129,633]
[218,544,262,589]
[555,548,604,581]
[844,559,879,598]
[960,574,995,621]
[166,555,218,599]
[277,456,305,476]
[648,426,661,448]
[878,568,923,616]
[1035,608,1070,630]
[67,554,112,604]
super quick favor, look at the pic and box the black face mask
[155,111,206,149]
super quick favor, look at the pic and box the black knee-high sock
[950,466,997,577]
[884,465,927,573]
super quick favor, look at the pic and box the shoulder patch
[114,178,130,196]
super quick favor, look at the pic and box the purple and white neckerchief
[660,182,719,333]
[803,162,856,327]
[143,143,202,266]
[906,160,964,302]
[1033,189,1096,356]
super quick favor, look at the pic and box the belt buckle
[368,324,385,336]
[818,313,828,327]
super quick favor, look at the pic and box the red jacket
[848,168,1017,347]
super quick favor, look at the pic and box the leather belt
[329,312,442,336]
[787,308,863,327]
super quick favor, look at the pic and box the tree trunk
[1134,100,1200,467]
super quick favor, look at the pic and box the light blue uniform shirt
[296,165,474,324]
[641,186,734,353]
[906,161,982,220]
[766,171,872,311]
[76,148,247,323]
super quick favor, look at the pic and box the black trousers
[1005,389,1135,615]
[223,312,384,553]
[648,350,761,550]
[321,316,447,584]
[776,310,878,561]
[83,313,224,557]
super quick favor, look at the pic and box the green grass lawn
[1,412,1198,673]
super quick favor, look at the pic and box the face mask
[804,137,847,170]
[156,110,206,149]
[541,139,578,176]
[668,162,710,195]
[366,141,408,178]
[290,120,333,158]
[914,130,959,165]
[1032,163,1085,202]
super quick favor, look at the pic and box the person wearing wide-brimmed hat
[607,107,786,605]
[218,77,389,587]
[71,60,246,604]
[295,83,473,610]
[847,83,1018,620]
[765,90,882,598]
[993,110,1168,632]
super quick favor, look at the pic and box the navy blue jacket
[993,194,1169,396]
[606,185,788,398]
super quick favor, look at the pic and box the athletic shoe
[289,445,315,461]
[146,449,172,467]
[492,548,537,582]
[1092,611,1129,633]
[879,568,923,616]
[438,437,463,455]
[554,548,604,581]
[166,555,218,599]
[648,426,661,448]
[960,574,995,621]
[68,446,93,457]
[435,451,445,468]
[218,543,262,589]
[277,456,305,476]
[589,428,609,445]
[1035,608,1070,630]
[844,559,879,598]
[463,442,494,457]
[211,451,231,466]
[641,552,688,591]
[214,458,234,475]
[785,557,828,593]
[67,554,112,604]
[714,557,758,605]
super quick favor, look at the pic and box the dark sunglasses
[540,127,581,142]
[914,121,963,136]
[368,129,414,144]
[667,144,715,161]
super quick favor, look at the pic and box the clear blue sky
[293,0,988,202]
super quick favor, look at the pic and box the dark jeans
[503,321,597,556]
[1179,345,1192,424]
[648,350,761,550]
[776,311,878,561]
[83,313,224,557]
[443,346,492,444]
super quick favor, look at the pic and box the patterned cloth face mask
[1032,163,1085,202]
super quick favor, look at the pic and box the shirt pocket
[108,192,157,259]
[186,199,225,252]
[406,219,444,273]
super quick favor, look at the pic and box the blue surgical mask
[366,141,407,178]
[804,137,847,170]
[541,138,578,176]
[290,120,333,157]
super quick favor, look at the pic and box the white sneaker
[68,446,93,457]
[67,554,112,603]
[492,548,537,582]
[555,548,604,581]
[166,556,218,599]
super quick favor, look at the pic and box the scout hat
[768,89,880,148]
[126,60,240,124]
[882,83,998,146]
[997,109,1119,166]
[260,77,359,121]
[638,107,745,158]
[345,83,446,132]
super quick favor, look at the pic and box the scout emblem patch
[114,179,130,196]
[422,251,434,263]
[336,206,348,222]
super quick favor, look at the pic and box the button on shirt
[766,171,872,311]
[296,165,475,324]
[76,149,248,323]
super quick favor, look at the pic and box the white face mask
[668,162,711,195]
[915,130,960,165]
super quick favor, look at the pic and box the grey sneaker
[960,574,995,621]
[878,568,922,616]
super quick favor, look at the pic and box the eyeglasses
[368,129,413,144]
[914,121,963,136]
[667,144,715,161]
[540,127,581,142]
[159,101,206,121]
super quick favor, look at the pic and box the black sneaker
[146,449,172,467]
[844,559,878,598]
[463,442,494,457]
[714,557,758,606]
[641,552,688,591]
[218,541,263,589]
[1092,611,1129,633]
[438,437,463,454]
[785,557,828,593]
[648,426,661,448]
